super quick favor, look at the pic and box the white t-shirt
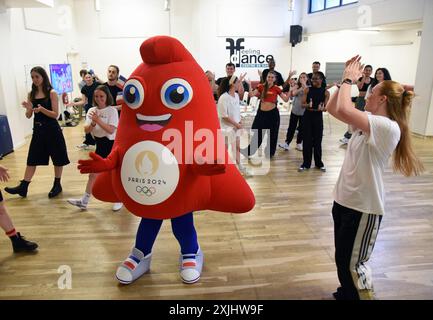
[365,84,373,99]
[85,106,119,140]
[333,113,401,215]
[217,92,241,131]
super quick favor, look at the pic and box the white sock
[82,192,91,204]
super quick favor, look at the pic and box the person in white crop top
[326,55,424,300]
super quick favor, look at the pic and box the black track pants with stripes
[332,201,382,300]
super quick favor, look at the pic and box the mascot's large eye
[123,79,145,109]
[160,78,193,109]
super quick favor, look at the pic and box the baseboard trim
[412,132,433,139]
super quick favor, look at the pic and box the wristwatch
[342,78,353,85]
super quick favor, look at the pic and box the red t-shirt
[257,84,282,104]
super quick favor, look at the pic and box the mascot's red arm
[77,148,121,202]
[77,147,120,174]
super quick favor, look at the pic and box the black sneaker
[315,166,326,172]
[11,233,39,253]
[333,287,346,300]
[48,183,62,198]
[4,180,30,198]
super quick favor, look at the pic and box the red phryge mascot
[78,36,255,284]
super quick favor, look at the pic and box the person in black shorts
[1,165,38,252]
[4,67,70,198]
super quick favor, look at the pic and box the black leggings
[332,202,382,300]
[285,113,303,145]
[245,107,280,158]
[302,111,324,168]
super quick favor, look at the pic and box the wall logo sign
[121,141,179,205]
[226,38,274,68]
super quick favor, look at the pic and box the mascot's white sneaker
[179,247,203,284]
[116,248,151,284]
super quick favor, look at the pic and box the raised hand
[343,56,364,83]
[239,72,247,82]
[345,55,361,68]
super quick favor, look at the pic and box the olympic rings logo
[135,186,156,196]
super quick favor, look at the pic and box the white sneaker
[339,137,349,145]
[67,198,88,210]
[76,143,88,149]
[112,202,123,212]
[296,143,303,151]
[179,248,204,284]
[239,166,253,177]
[116,248,152,284]
[248,156,263,166]
[278,142,290,151]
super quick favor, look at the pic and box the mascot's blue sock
[171,212,199,255]
[134,212,199,256]
[135,218,163,256]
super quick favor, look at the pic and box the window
[326,0,340,9]
[309,0,358,13]
[310,0,324,12]
[342,0,357,4]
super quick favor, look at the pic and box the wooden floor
[1,114,432,300]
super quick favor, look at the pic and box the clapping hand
[90,110,100,123]
[22,101,33,111]
[343,55,364,82]
[33,104,44,113]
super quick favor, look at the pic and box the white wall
[411,0,433,136]
[72,0,293,84]
[195,0,292,81]
[0,9,27,148]
[0,0,77,147]
[300,0,426,34]
[292,28,421,85]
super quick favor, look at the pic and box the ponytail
[380,81,424,176]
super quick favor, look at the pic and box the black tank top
[307,86,326,110]
[359,77,373,92]
[32,96,57,124]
